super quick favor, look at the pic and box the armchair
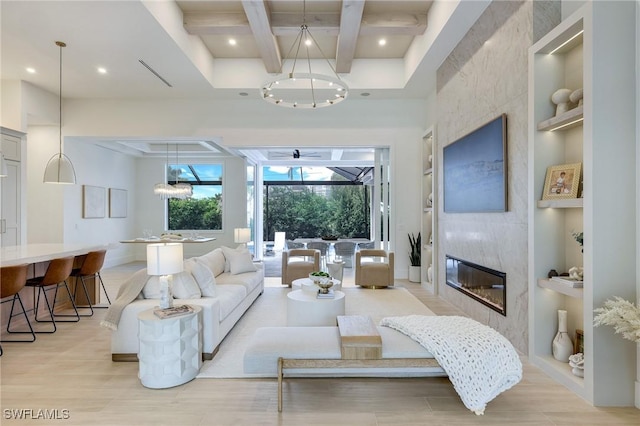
[355,249,395,288]
[282,249,320,287]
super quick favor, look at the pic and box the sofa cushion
[184,258,217,297]
[216,270,263,294]
[197,248,226,277]
[215,285,247,321]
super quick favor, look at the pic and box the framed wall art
[542,162,582,200]
[109,188,128,218]
[443,114,507,213]
[82,185,106,218]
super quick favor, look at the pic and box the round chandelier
[261,4,348,109]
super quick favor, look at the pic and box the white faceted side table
[137,305,202,389]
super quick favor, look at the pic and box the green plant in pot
[408,232,421,282]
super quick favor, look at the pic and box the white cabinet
[421,127,436,294]
[1,128,24,247]
[528,3,636,406]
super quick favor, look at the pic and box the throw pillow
[221,246,258,275]
[184,258,217,297]
[171,270,201,299]
[142,275,161,299]
[197,248,226,277]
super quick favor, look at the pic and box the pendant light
[172,143,192,199]
[261,0,348,109]
[43,41,77,184]
[153,144,173,199]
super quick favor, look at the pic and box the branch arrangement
[593,297,640,343]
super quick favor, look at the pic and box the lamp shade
[147,243,183,276]
[234,228,251,244]
[43,153,76,184]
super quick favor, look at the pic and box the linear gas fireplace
[445,255,506,316]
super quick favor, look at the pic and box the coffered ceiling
[178,0,431,73]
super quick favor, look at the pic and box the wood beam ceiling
[183,1,428,74]
[336,0,365,73]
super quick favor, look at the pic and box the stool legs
[33,280,80,333]
[1,293,36,345]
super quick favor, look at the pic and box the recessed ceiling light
[361,92,371,97]
[378,39,387,46]
[229,38,237,46]
[97,67,107,74]
[26,67,36,74]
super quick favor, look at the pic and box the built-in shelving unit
[537,279,583,299]
[537,198,583,209]
[421,127,436,294]
[528,3,636,406]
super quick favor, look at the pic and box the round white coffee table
[286,289,345,326]
[291,277,342,294]
[138,305,202,389]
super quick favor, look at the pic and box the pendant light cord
[56,41,66,157]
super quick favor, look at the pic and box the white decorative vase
[427,266,433,283]
[408,266,421,283]
[552,310,573,362]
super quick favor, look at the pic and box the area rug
[197,286,436,379]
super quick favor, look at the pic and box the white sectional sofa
[110,246,264,361]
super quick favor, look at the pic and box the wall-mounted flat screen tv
[443,114,507,213]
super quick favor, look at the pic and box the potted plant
[408,232,421,282]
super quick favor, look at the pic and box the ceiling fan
[270,149,322,159]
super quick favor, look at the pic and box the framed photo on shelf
[575,329,584,354]
[542,162,582,200]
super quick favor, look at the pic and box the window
[167,163,223,231]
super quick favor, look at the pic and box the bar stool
[69,250,110,316]
[25,256,78,332]
[1,264,36,356]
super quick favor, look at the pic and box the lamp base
[159,275,173,309]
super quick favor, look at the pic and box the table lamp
[147,242,183,309]
[234,228,251,248]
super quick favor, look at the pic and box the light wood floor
[1,263,638,425]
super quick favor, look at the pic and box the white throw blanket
[380,315,522,415]
[100,268,149,331]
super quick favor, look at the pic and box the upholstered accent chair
[281,249,320,287]
[355,249,395,288]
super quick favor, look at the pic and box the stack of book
[153,304,195,319]
[317,289,335,299]
[550,276,583,288]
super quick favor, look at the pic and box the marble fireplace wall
[435,0,560,353]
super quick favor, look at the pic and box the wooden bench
[275,315,442,412]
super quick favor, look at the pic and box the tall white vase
[552,309,573,362]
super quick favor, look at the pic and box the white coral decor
[593,297,640,343]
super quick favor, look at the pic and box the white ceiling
[1,0,490,160]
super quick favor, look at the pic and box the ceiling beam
[185,12,427,37]
[183,12,252,35]
[241,0,281,73]
[335,1,365,73]
[359,13,427,36]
